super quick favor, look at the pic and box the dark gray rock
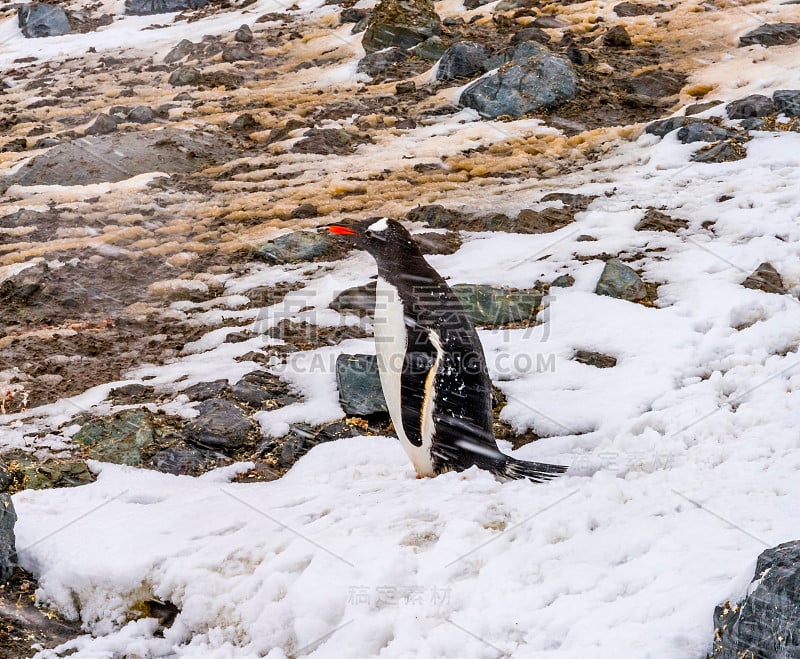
[183,379,230,401]
[773,89,800,117]
[459,42,577,118]
[278,421,360,467]
[685,99,723,115]
[603,25,632,48]
[625,70,685,99]
[230,371,295,408]
[85,114,118,136]
[451,284,542,325]
[185,398,254,449]
[463,0,492,8]
[396,80,416,94]
[164,39,195,64]
[726,94,775,119]
[357,46,409,76]
[291,128,363,155]
[222,44,252,62]
[2,138,28,153]
[436,41,488,81]
[125,0,207,15]
[595,259,646,301]
[361,0,441,54]
[741,117,767,130]
[710,540,800,659]
[341,7,369,23]
[566,43,590,66]
[692,141,744,163]
[574,350,617,368]
[290,203,318,219]
[253,231,332,264]
[510,27,551,46]
[646,116,697,138]
[110,383,154,402]
[230,113,258,131]
[0,494,17,584]
[169,66,201,86]
[739,23,800,47]
[18,3,71,38]
[532,15,565,28]
[0,128,232,190]
[151,445,206,475]
[677,121,737,144]
[0,260,48,301]
[614,1,661,16]
[336,354,388,416]
[330,281,377,315]
[742,262,786,294]
[126,105,155,123]
[234,24,253,42]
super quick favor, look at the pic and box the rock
[18,3,71,38]
[463,0,492,8]
[0,495,17,584]
[566,43,590,66]
[451,284,542,325]
[684,100,723,115]
[739,23,800,47]
[2,138,28,153]
[436,41,488,81]
[595,259,646,301]
[726,94,775,119]
[413,231,462,255]
[183,379,230,401]
[691,141,744,163]
[532,15,565,28]
[0,260,48,301]
[253,231,332,264]
[291,128,363,155]
[357,47,409,76]
[330,282,377,315]
[635,208,689,232]
[773,89,800,117]
[406,204,468,229]
[230,371,295,408]
[169,66,201,87]
[603,25,632,48]
[164,39,195,64]
[278,422,360,467]
[510,27,551,46]
[574,350,617,368]
[4,459,93,491]
[625,70,685,99]
[234,24,253,42]
[0,128,232,190]
[551,274,575,288]
[150,444,207,475]
[290,203,319,219]
[184,398,254,449]
[85,114,118,136]
[110,383,155,403]
[336,354,388,416]
[125,0,207,15]
[72,409,159,466]
[341,7,369,23]
[676,121,737,144]
[741,262,786,294]
[710,540,800,659]
[222,44,252,62]
[361,0,441,53]
[230,113,258,131]
[741,117,766,130]
[127,105,155,123]
[411,35,446,60]
[396,80,416,94]
[459,42,577,118]
[613,1,666,16]
[645,116,696,138]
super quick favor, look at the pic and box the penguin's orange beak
[328,225,358,236]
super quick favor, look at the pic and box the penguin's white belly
[373,277,436,476]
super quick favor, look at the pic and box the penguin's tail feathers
[498,455,568,483]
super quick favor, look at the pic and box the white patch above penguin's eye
[367,217,389,233]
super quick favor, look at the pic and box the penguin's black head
[327,218,418,263]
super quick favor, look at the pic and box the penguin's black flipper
[498,455,568,483]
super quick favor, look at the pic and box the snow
[4,0,800,656]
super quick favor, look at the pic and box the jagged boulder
[18,3,71,38]
[125,0,207,15]
[459,42,576,118]
[710,540,800,658]
[361,0,441,54]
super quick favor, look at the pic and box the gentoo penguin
[328,218,567,483]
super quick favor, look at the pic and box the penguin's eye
[364,230,374,238]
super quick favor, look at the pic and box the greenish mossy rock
[452,284,542,326]
[253,231,332,264]
[361,0,441,54]
[336,354,388,416]
[595,259,646,301]
[72,409,159,466]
